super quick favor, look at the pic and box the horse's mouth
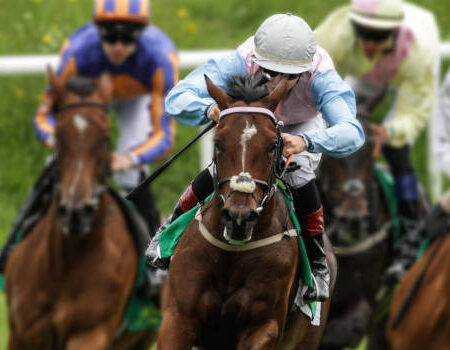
[223,226,253,245]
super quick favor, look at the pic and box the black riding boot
[146,168,214,269]
[291,181,330,302]
[386,203,450,283]
[128,184,161,237]
[0,161,55,273]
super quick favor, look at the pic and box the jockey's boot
[146,168,214,269]
[291,181,330,302]
[386,201,450,284]
[0,160,55,273]
[301,211,330,302]
[128,182,161,237]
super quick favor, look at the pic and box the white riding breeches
[111,95,152,189]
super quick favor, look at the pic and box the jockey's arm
[300,70,365,158]
[432,71,450,178]
[127,52,179,166]
[165,51,247,126]
[382,54,437,147]
[33,42,78,149]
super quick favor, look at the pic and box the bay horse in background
[5,71,155,349]
[387,228,450,349]
[157,75,337,350]
[318,120,392,350]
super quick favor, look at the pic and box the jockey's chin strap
[213,106,286,213]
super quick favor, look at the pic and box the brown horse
[318,121,392,350]
[157,75,336,350]
[5,71,155,349]
[387,232,450,349]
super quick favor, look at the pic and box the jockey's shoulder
[402,3,439,55]
[66,23,101,54]
[139,25,177,55]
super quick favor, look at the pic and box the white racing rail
[1,44,450,200]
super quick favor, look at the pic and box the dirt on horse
[157,75,337,349]
[5,71,155,349]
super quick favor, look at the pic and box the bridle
[56,100,109,114]
[212,106,286,213]
[53,99,111,234]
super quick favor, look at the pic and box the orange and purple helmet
[93,0,151,24]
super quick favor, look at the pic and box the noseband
[213,107,285,212]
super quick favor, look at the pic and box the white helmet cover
[252,13,317,74]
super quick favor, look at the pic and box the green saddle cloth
[374,166,401,240]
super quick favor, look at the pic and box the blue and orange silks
[33,23,178,165]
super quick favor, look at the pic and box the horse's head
[205,75,291,244]
[319,119,377,241]
[48,69,113,236]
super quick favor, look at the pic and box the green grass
[1,0,450,348]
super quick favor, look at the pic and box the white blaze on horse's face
[240,120,257,171]
[73,114,88,134]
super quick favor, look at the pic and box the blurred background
[1,0,450,347]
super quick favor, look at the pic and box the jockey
[146,13,365,302]
[32,0,178,235]
[314,0,439,232]
[387,70,450,281]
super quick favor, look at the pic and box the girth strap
[195,208,297,252]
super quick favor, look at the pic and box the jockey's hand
[44,135,55,149]
[111,152,134,172]
[208,104,220,123]
[281,133,306,157]
[371,123,388,157]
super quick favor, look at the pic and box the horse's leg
[157,309,198,350]
[66,325,114,350]
[237,320,279,350]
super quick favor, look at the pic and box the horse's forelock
[227,75,269,104]
[65,77,97,98]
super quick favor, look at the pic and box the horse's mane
[227,75,269,103]
[65,77,97,97]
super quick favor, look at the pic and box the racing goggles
[261,68,301,81]
[98,22,144,45]
[352,23,395,43]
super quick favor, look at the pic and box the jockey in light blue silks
[146,13,365,302]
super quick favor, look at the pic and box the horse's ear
[98,73,113,103]
[204,75,233,110]
[261,79,290,111]
[47,66,63,95]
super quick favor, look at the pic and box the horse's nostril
[83,203,96,216]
